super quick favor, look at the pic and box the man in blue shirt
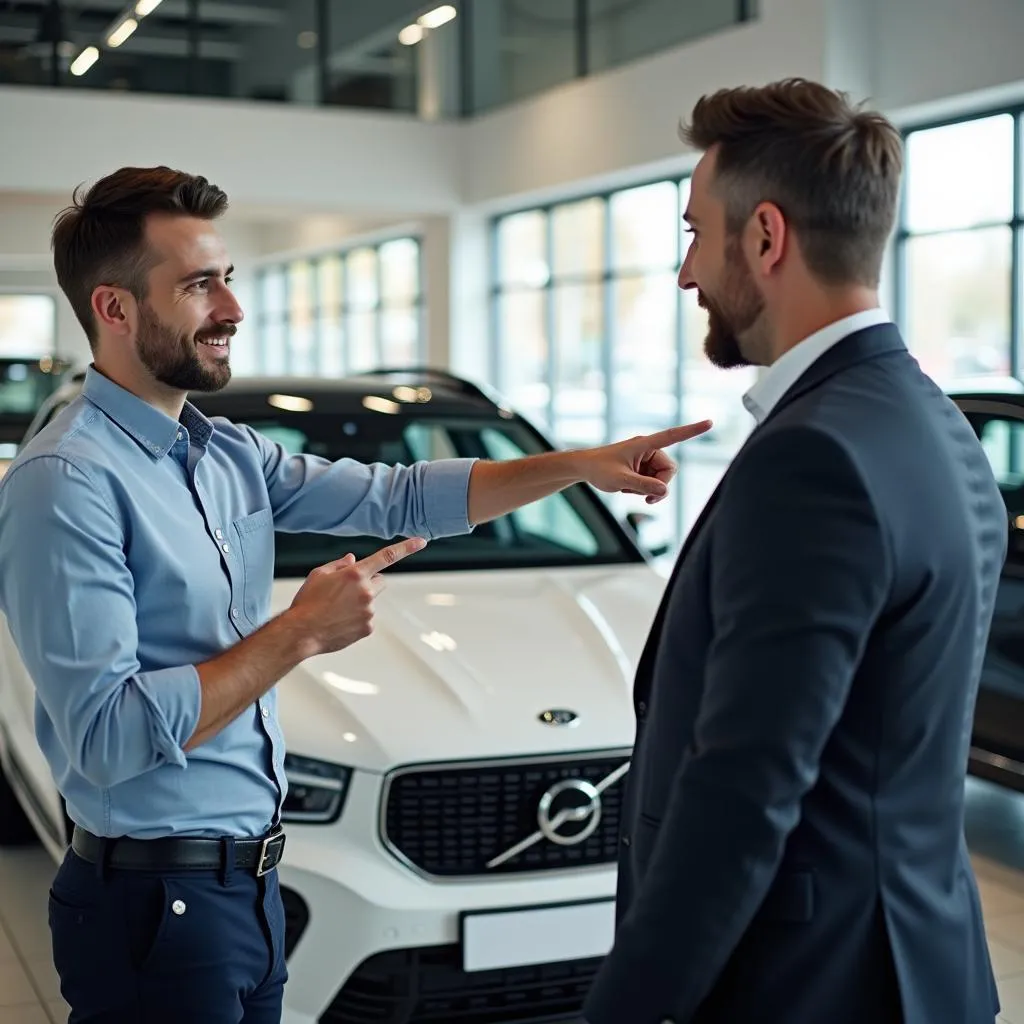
[0,165,709,1024]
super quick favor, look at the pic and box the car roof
[62,367,512,419]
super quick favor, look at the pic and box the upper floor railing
[0,0,756,117]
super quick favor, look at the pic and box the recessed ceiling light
[70,46,99,75]
[418,5,457,29]
[398,23,424,45]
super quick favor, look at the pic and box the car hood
[273,564,663,772]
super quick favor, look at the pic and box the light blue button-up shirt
[0,367,475,840]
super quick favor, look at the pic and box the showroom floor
[0,778,1023,1023]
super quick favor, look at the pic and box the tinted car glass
[188,400,638,576]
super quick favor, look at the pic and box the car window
[230,410,635,576]
[979,417,1024,490]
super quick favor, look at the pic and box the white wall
[0,87,462,215]
[873,0,1024,117]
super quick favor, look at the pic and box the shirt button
[261,705,269,719]
[215,529,224,540]
[221,543,230,553]
[176,431,183,442]
[621,834,631,847]
[231,608,240,619]
[172,900,187,916]
[637,700,647,718]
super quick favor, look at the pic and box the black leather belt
[71,826,286,876]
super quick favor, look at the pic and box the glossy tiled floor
[1,776,1024,1023]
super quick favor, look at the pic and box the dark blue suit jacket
[583,325,1006,1024]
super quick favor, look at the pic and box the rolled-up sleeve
[0,456,201,789]
[245,426,475,539]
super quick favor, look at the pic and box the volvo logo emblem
[537,778,602,846]
[538,708,579,727]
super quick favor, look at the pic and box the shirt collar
[82,366,214,459]
[742,308,892,424]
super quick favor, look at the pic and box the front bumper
[278,770,616,1024]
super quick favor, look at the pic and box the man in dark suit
[583,78,1006,1024]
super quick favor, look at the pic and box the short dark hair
[51,166,229,350]
[680,78,903,287]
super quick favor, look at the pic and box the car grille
[382,753,629,877]
[319,945,600,1024]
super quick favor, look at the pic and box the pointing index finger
[643,420,713,449]
[357,537,428,577]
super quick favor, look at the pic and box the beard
[136,303,234,393]
[699,235,765,370]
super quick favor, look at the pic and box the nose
[216,282,244,325]
[678,243,697,291]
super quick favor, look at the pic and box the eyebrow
[178,264,234,286]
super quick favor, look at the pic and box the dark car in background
[0,356,72,475]
[951,379,1024,793]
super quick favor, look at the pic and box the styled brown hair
[51,166,229,350]
[681,78,903,287]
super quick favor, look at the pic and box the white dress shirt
[742,308,892,425]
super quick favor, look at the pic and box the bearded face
[135,301,235,393]
[698,233,765,370]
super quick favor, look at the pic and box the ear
[748,201,787,276]
[90,285,136,338]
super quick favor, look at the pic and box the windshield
[204,407,640,575]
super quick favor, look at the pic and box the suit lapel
[634,324,909,686]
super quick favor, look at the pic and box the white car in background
[0,367,666,1024]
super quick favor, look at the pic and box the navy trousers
[48,845,288,1023]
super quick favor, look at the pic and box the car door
[952,393,1024,788]
[0,396,74,849]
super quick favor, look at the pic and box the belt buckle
[256,832,286,877]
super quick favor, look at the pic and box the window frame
[251,236,424,378]
[893,106,1024,381]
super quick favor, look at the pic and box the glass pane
[680,458,730,536]
[552,283,606,448]
[467,0,578,113]
[905,115,1015,233]
[611,181,678,271]
[347,249,379,311]
[260,269,287,317]
[380,239,420,305]
[288,261,316,375]
[497,211,549,287]
[261,319,287,376]
[588,0,750,77]
[681,288,757,457]
[318,256,344,316]
[904,227,1012,386]
[318,316,345,378]
[348,311,378,372]
[0,295,55,358]
[611,273,678,435]
[381,307,421,366]
[497,290,549,428]
[552,199,605,279]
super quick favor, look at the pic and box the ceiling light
[106,17,138,47]
[418,5,457,29]
[267,393,313,413]
[70,46,99,75]
[362,395,401,415]
[398,23,424,45]
[134,0,163,15]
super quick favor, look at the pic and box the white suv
[0,368,666,1024]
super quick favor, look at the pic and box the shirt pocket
[233,507,274,627]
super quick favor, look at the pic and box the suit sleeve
[583,426,893,1023]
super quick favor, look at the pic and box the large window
[250,238,423,378]
[0,294,57,359]
[896,111,1023,386]
[492,180,756,552]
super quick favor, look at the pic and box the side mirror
[624,511,670,559]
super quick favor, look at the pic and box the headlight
[282,753,352,824]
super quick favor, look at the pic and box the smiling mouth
[198,336,231,350]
